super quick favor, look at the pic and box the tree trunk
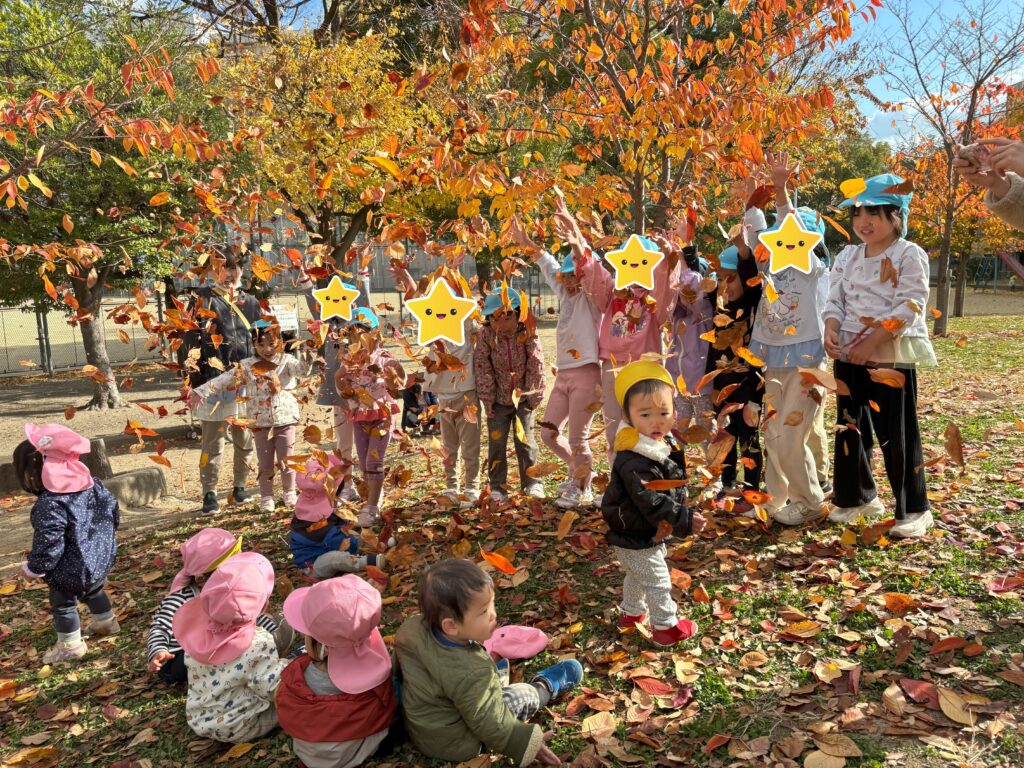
[953,253,968,317]
[932,206,955,336]
[631,169,646,234]
[72,265,124,409]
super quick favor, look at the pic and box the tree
[869,0,1024,335]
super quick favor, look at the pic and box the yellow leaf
[89,148,102,167]
[61,214,73,234]
[937,687,976,726]
[586,42,604,62]
[27,172,52,198]
[581,711,617,740]
[365,156,401,179]
[613,426,639,452]
[840,177,867,200]
[216,742,255,762]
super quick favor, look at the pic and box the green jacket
[394,614,542,766]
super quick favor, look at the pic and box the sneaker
[495,658,511,687]
[231,486,249,504]
[554,484,582,509]
[202,491,219,515]
[340,483,361,503]
[357,504,381,528]
[578,486,595,506]
[259,496,276,513]
[827,496,885,524]
[891,510,934,539]
[488,488,508,503]
[283,490,298,507]
[459,489,481,509]
[819,480,833,496]
[370,553,387,570]
[83,617,120,638]
[555,479,574,497]
[42,639,87,664]
[442,487,460,502]
[523,484,546,500]
[651,619,698,647]
[771,502,824,527]
[618,613,647,630]
[533,659,584,701]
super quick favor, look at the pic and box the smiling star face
[312,276,360,321]
[757,212,823,275]
[405,278,479,346]
[605,234,665,290]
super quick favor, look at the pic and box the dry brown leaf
[937,687,976,726]
[812,733,862,757]
[580,711,617,740]
[804,750,846,768]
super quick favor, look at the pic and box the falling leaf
[525,461,560,478]
[303,425,322,445]
[867,368,905,388]
[64,406,76,420]
[943,422,964,466]
[642,478,687,491]
[653,519,674,543]
[479,547,517,575]
[556,509,577,541]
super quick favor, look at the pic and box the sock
[92,610,115,625]
[57,629,82,645]
[531,679,552,708]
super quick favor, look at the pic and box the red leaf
[633,677,675,696]
[899,678,940,710]
[704,734,731,754]
[479,547,517,575]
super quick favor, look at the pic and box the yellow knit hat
[613,360,675,407]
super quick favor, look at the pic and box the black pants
[49,579,111,634]
[715,375,763,490]
[158,650,188,684]
[833,361,928,520]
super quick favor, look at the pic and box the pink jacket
[335,346,405,423]
[576,248,680,364]
[473,325,546,410]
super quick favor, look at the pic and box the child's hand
[823,326,842,360]
[534,734,562,766]
[847,335,879,366]
[148,651,174,672]
[507,216,540,259]
[552,192,586,255]
[21,563,43,581]
[690,511,708,535]
[768,150,799,190]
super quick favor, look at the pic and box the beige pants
[439,392,481,491]
[199,420,253,494]
[809,398,830,486]
[763,367,825,511]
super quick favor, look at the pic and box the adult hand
[954,143,1001,190]
[148,651,174,672]
[984,137,1024,178]
[823,326,842,360]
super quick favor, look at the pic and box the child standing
[191,320,305,513]
[288,458,386,578]
[824,174,936,538]
[602,362,707,646]
[749,153,832,525]
[665,247,714,434]
[146,527,286,683]
[278,575,397,768]
[333,307,406,528]
[15,424,120,664]
[174,552,289,743]
[510,219,603,509]
[474,289,547,501]
[395,558,582,766]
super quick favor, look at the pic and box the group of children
[13,164,939,767]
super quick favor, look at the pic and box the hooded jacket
[183,285,262,389]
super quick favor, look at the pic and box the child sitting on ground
[15,423,120,665]
[277,575,398,768]
[174,552,290,743]
[147,527,290,683]
[288,458,386,579]
[601,362,707,646]
[401,375,440,435]
[395,558,582,767]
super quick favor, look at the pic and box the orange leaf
[479,547,517,575]
[556,509,577,541]
[642,478,687,491]
[61,214,74,234]
[867,368,905,388]
[884,592,918,614]
[692,584,711,603]
[653,519,674,543]
[742,490,773,505]
[704,734,731,754]
[779,620,823,639]
[633,677,674,696]
[64,406,76,420]
[149,454,172,468]
[149,191,170,206]
[929,637,968,654]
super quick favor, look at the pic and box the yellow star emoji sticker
[406,278,479,346]
[758,212,823,275]
[312,276,359,321]
[604,234,664,290]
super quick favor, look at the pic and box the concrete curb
[103,466,168,508]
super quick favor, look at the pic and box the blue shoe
[495,658,510,687]
[533,659,583,701]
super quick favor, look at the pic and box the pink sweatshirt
[576,246,680,364]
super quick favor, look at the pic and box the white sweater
[537,251,602,369]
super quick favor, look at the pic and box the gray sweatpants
[613,543,678,630]
[199,419,253,494]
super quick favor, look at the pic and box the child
[602,362,707,646]
[289,458,386,578]
[146,527,289,683]
[823,173,936,538]
[333,307,406,528]
[665,246,714,435]
[553,196,681,462]
[401,375,440,434]
[749,153,832,525]
[394,558,582,766]
[474,289,546,501]
[510,219,603,510]
[15,424,120,664]
[192,319,305,513]
[174,552,289,743]
[278,575,397,768]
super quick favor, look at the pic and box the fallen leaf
[581,711,617,740]
[556,509,578,541]
[704,733,731,754]
[812,733,862,757]
[479,547,517,575]
[739,651,769,669]
[803,750,846,768]
[216,742,255,762]
[937,687,976,726]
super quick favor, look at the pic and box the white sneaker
[524,484,546,500]
[259,496,276,513]
[891,510,934,539]
[340,484,361,503]
[83,617,120,638]
[43,639,87,664]
[442,487,460,501]
[357,504,381,528]
[283,490,298,507]
[459,489,480,509]
[555,479,574,497]
[592,492,603,507]
[488,488,508,503]
[555,484,582,509]
[771,502,823,526]
[579,486,595,506]
[827,496,885,524]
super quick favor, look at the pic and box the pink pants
[600,361,623,462]
[353,419,390,480]
[332,407,356,465]
[541,364,601,488]
[253,425,296,499]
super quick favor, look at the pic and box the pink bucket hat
[294,458,340,523]
[173,552,275,666]
[283,574,391,694]
[169,528,242,594]
[483,625,550,660]
[24,423,93,494]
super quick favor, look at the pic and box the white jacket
[537,251,602,369]
[423,332,477,398]
[197,353,305,428]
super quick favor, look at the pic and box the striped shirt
[147,586,278,660]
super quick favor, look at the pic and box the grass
[2,315,1024,767]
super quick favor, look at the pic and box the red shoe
[618,613,647,629]
[651,619,698,647]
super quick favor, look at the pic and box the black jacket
[704,251,762,389]
[182,285,262,388]
[602,435,693,549]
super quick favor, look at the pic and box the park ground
[0,312,1022,768]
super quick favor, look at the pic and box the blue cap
[635,235,661,254]
[252,319,272,329]
[698,257,710,273]
[351,306,379,329]
[718,245,739,271]
[559,251,576,274]
[838,173,912,229]
[796,207,826,236]
[483,288,522,316]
